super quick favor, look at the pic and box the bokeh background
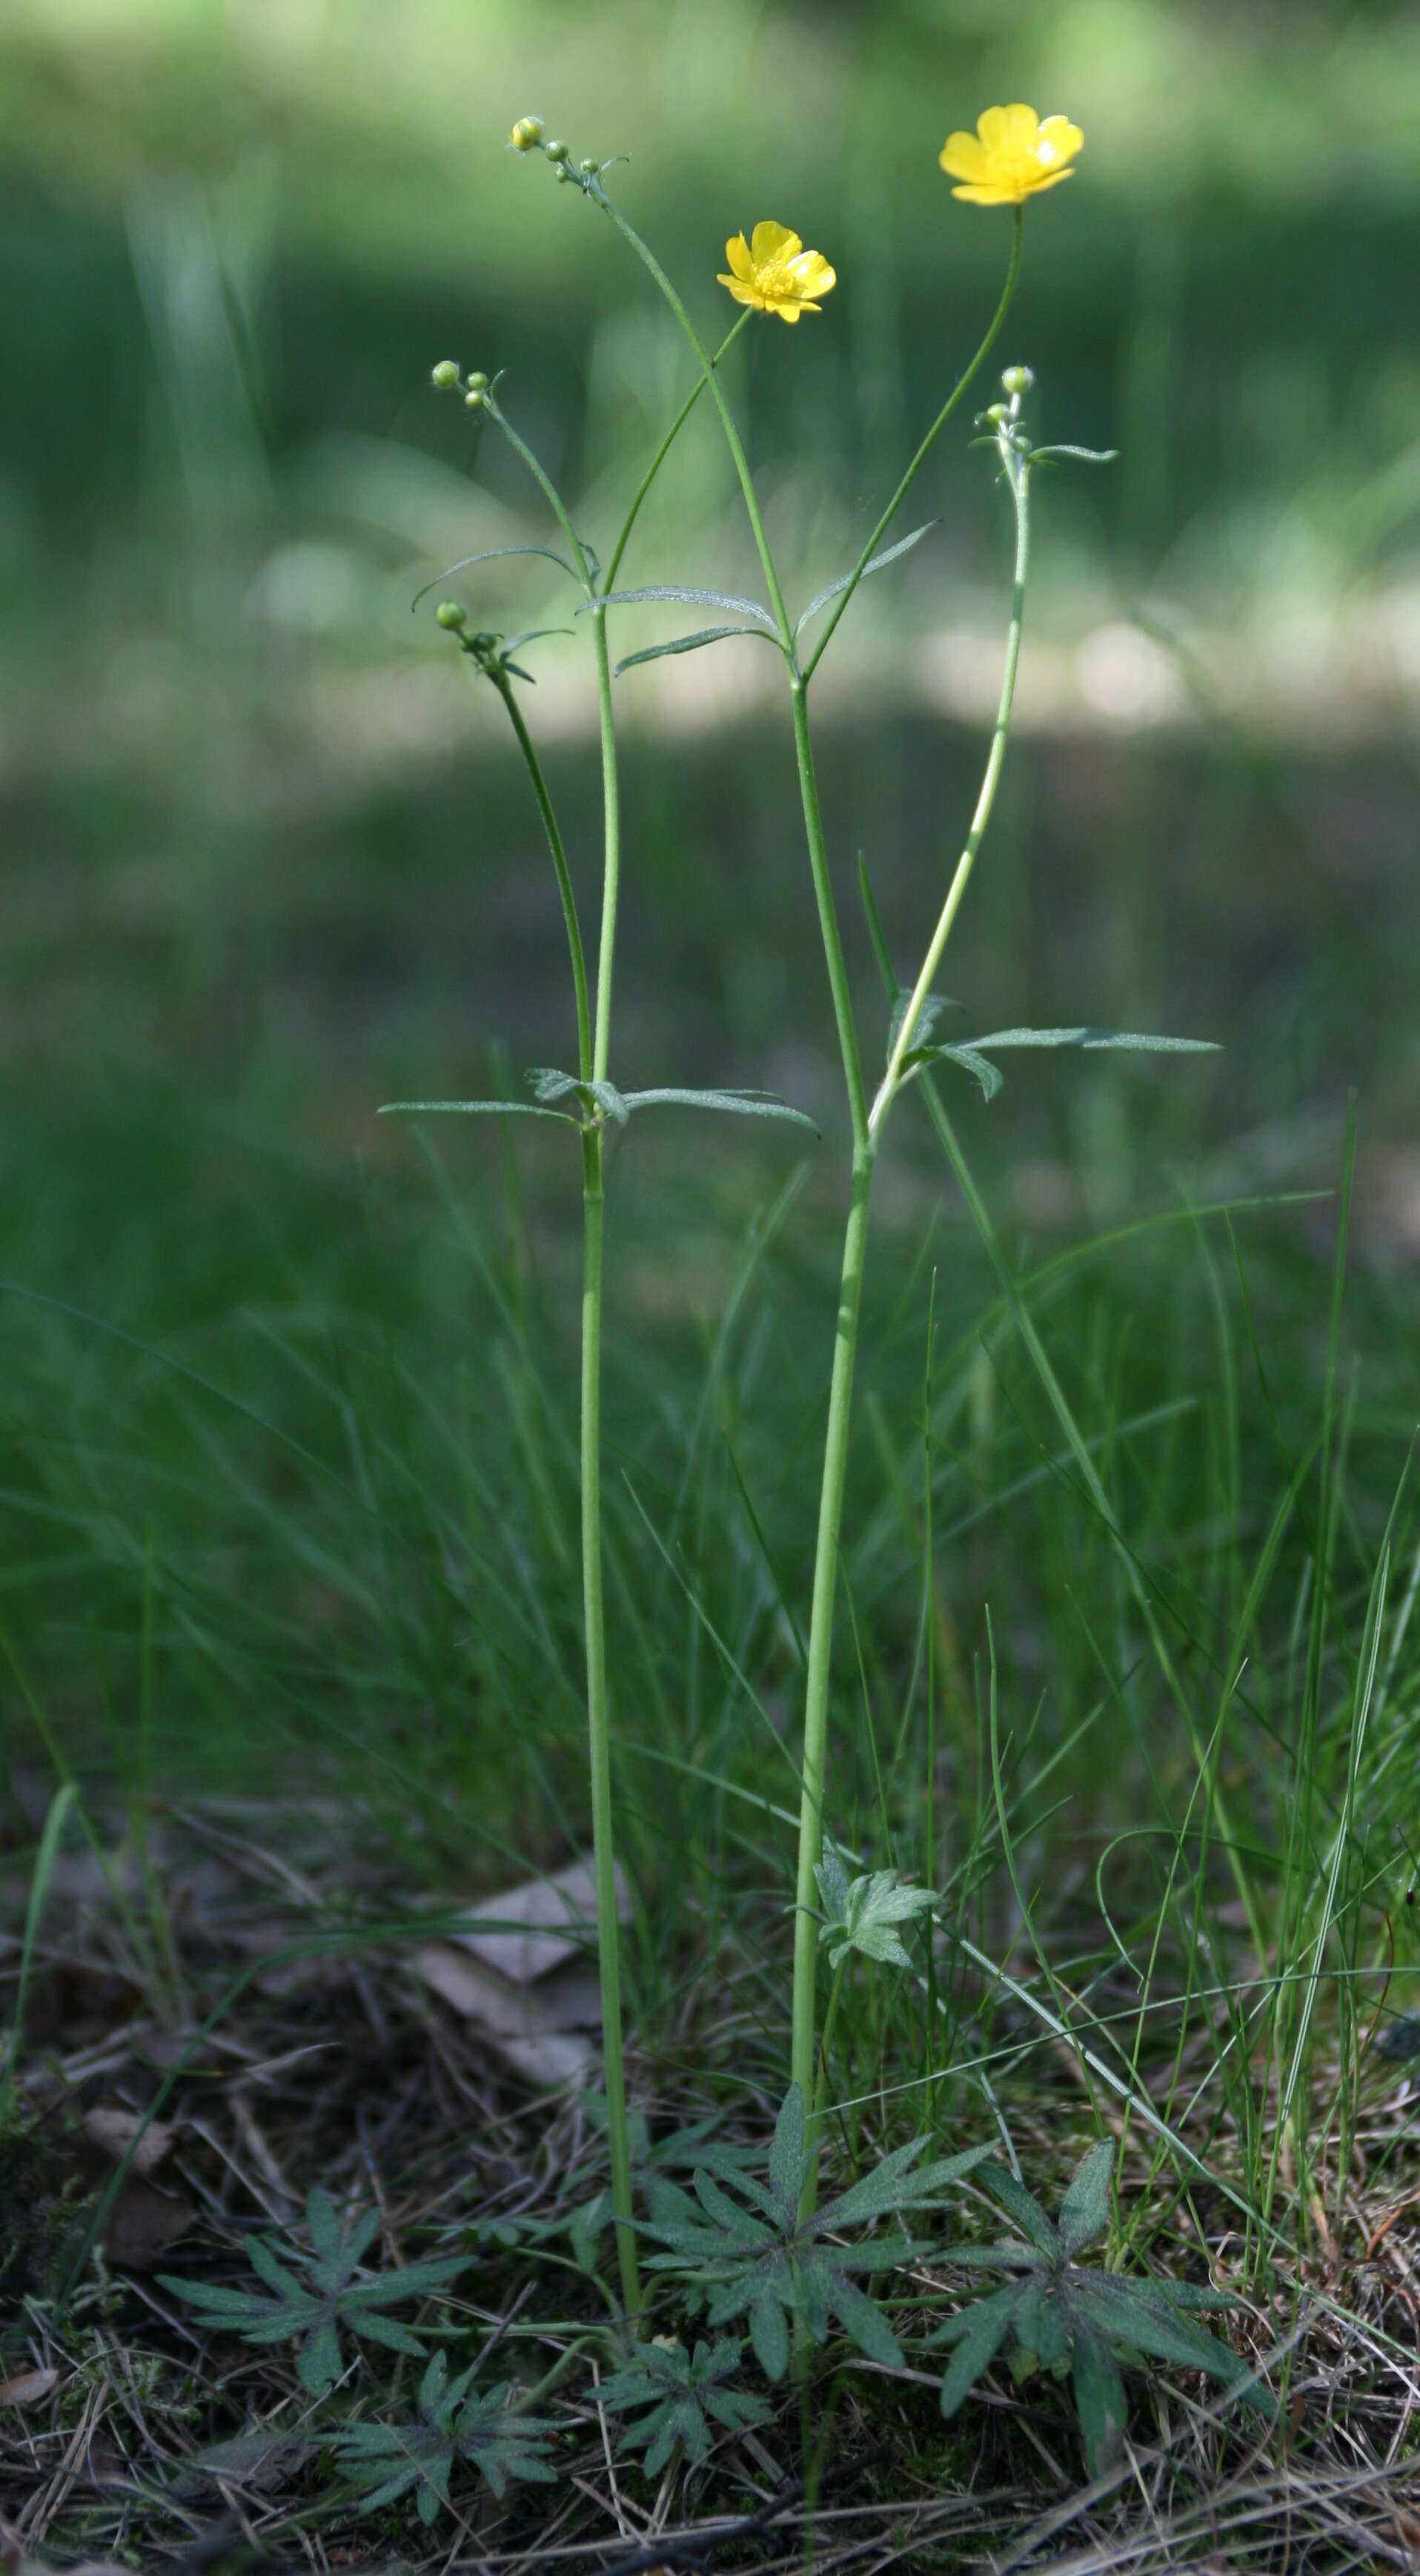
[1,0,1418,1807]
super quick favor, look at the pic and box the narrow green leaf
[298,2319,344,2397]
[411,545,580,611]
[906,1043,1004,1103]
[979,2165,1062,2257]
[591,584,777,631]
[938,2288,1020,2418]
[614,625,783,676]
[968,1026,1218,1058]
[768,2085,806,2212]
[794,520,940,637]
[828,2274,901,2368]
[1057,2140,1115,2257]
[378,1100,579,1124]
[749,2291,790,2383]
[620,1086,819,1133]
[1026,445,1119,467]
[1071,2317,1127,2478]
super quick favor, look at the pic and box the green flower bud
[471,632,500,654]
[431,359,460,390]
[464,385,486,411]
[545,139,569,162]
[466,369,489,392]
[553,162,572,183]
[435,602,466,630]
[983,402,1008,424]
[508,116,544,151]
[1001,364,1035,396]
[578,158,598,179]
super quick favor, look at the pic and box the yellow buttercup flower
[939,104,1083,206]
[717,222,836,324]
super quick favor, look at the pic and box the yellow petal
[1025,166,1075,193]
[789,252,836,299]
[1037,115,1084,167]
[718,272,759,305]
[750,219,801,263]
[982,102,1041,156]
[724,233,754,282]
[939,129,989,181]
[950,181,1013,205]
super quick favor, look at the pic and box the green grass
[1,1038,1417,2555]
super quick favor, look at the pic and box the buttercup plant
[405,103,1214,2317]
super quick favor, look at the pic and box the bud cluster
[429,361,494,413]
[979,364,1035,477]
[506,114,606,190]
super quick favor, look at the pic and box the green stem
[483,384,641,2318]
[790,679,869,1140]
[603,314,750,594]
[589,610,620,1083]
[803,209,1023,682]
[580,1129,641,2318]
[491,676,592,1084]
[588,183,795,652]
[871,410,1030,1132]
[791,1146,875,2210]
[485,395,596,592]
[809,1948,850,2157]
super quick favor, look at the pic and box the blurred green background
[1,0,1418,1813]
[4,0,1419,1140]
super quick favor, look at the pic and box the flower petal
[978,102,1038,157]
[1037,115,1084,170]
[717,272,761,306]
[750,219,801,263]
[725,233,754,281]
[939,130,989,182]
[789,251,836,299]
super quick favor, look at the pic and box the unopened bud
[466,370,488,392]
[545,139,569,163]
[436,601,466,630]
[983,402,1008,424]
[471,632,500,654]
[509,116,545,151]
[1001,365,1035,397]
[553,162,572,182]
[431,359,460,391]
[578,158,598,179]
[465,385,486,411]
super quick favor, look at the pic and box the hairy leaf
[160,2190,467,2397]
[814,1837,939,1971]
[795,521,940,637]
[411,544,581,611]
[932,2143,1270,2469]
[620,1086,819,1132]
[592,584,777,631]
[614,625,783,676]
[1056,2138,1114,2257]
[334,2354,557,2520]
[645,2082,967,2380]
[599,2337,767,2475]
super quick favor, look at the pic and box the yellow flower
[939,104,1083,206]
[717,222,836,324]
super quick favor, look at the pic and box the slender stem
[491,675,592,1083]
[809,1948,851,2157]
[482,382,641,2318]
[588,610,620,1083]
[588,182,795,653]
[803,210,1023,683]
[580,1127,641,2318]
[791,1145,875,2209]
[790,679,869,1141]
[870,414,1031,1135]
[485,394,596,593]
[604,315,750,594]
